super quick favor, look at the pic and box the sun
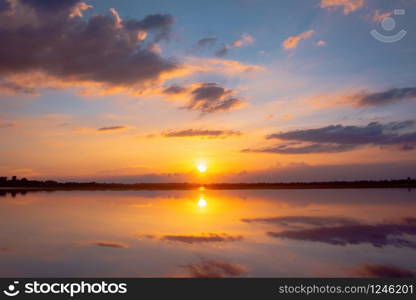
[197,197,207,207]
[197,163,207,173]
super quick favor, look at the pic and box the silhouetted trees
[0,176,415,190]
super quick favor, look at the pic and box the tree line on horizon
[1,176,416,189]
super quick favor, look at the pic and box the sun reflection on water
[197,196,207,208]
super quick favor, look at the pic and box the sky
[0,0,416,182]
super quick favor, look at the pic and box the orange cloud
[370,9,393,23]
[320,0,365,15]
[216,33,255,56]
[69,2,92,18]
[282,30,315,50]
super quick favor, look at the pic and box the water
[1,189,415,277]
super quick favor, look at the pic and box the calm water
[1,189,415,277]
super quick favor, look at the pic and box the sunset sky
[1,0,416,182]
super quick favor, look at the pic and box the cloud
[183,260,248,278]
[163,85,187,95]
[97,126,126,132]
[197,36,217,48]
[243,143,357,154]
[20,0,82,13]
[160,233,243,244]
[267,217,416,248]
[0,0,180,93]
[242,216,359,229]
[282,30,315,50]
[93,241,129,248]
[160,82,247,113]
[215,33,254,57]
[185,57,263,75]
[319,0,365,15]
[355,264,415,278]
[243,121,416,154]
[0,0,11,12]
[370,10,393,23]
[0,79,37,95]
[162,129,241,138]
[183,83,245,114]
[316,40,326,47]
[356,87,416,107]
[0,121,15,128]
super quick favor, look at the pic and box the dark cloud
[197,36,217,48]
[243,143,356,154]
[267,121,414,144]
[162,129,241,138]
[163,85,186,94]
[161,233,243,244]
[242,216,359,229]
[0,0,11,12]
[0,1,178,90]
[244,121,416,154]
[97,126,126,132]
[185,83,244,113]
[267,217,416,248]
[215,46,229,57]
[0,79,37,95]
[355,264,415,278]
[184,260,248,278]
[94,241,129,248]
[124,14,175,42]
[357,86,416,107]
[20,0,79,13]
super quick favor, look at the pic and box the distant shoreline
[1,179,415,192]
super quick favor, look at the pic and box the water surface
[1,189,415,277]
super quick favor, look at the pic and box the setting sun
[197,197,207,207]
[197,163,207,173]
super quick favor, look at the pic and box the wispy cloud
[183,260,248,278]
[94,241,129,248]
[168,82,246,114]
[282,30,315,50]
[97,126,126,132]
[160,233,243,244]
[196,36,218,48]
[370,9,393,23]
[316,40,326,47]
[216,33,254,57]
[242,216,359,229]
[0,122,15,128]
[319,0,365,15]
[267,217,416,248]
[243,121,416,154]
[162,129,241,138]
[355,86,416,107]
